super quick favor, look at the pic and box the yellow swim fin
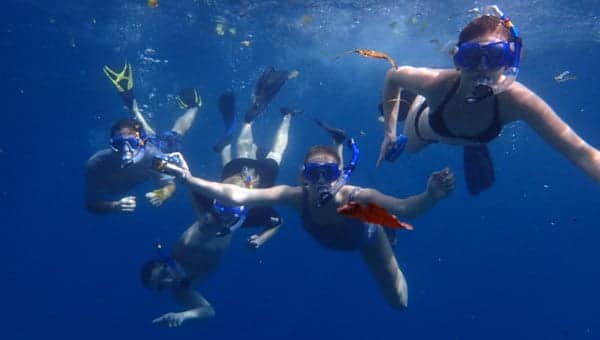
[103,63,133,93]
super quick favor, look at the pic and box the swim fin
[463,144,495,195]
[218,91,236,134]
[244,66,290,123]
[314,118,347,144]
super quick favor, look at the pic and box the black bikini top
[426,78,502,144]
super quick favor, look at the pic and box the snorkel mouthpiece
[317,138,360,207]
[466,84,494,103]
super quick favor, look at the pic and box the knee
[388,293,408,310]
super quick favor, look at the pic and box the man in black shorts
[211,87,298,248]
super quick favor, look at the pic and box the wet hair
[303,145,341,164]
[110,118,143,137]
[140,259,163,289]
[458,15,512,44]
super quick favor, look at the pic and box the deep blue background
[3,1,600,339]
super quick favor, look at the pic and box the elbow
[206,305,216,318]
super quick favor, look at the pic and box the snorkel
[459,5,522,103]
[213,202,248,236]
[317,138,359,207]
[155,242,190,288]
[111,124,148,168]
[214,167,254,237]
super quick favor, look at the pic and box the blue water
[4,0,600,339]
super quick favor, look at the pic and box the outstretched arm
[512,84,600,184]
[248,220,282,249]
[130,99,157,135]
[163,153,302,209]
[356,168,454,218]
[152,288,215,328]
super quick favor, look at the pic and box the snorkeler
[212,91,300,248]
[139,91,299,328]
[244,66,291,123]
[156,135,454,309]
[85,63,201,213]
[377,5,600,193]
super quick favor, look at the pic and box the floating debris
[215,23,225,36]
[301,14,313,27]
[554,70,576,83]
[241,40,251,47]
[147,0,158,8]
[288,69,299,79]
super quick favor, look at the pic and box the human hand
[116,196,136,212]
[152,312,187,328]
[376,134,397,167]
[145,188,169,207]
[156,152,191,180]
[426,168,455,200]
[247,234,262,250]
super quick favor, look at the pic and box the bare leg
[335,142,344,165]
[171,107,199,136]
[236,122,257,160]
[266,114,291,165]
[220,144,232,167]
[131,99,157,135]
[403,94,430,153]
[359,226,408,309]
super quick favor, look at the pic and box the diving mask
[457,5,522,103]
[302,162,341,183]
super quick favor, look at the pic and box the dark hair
[458,15,512,44]
[303,145,341,164]
[140,259,163,289]
[110,118,142,137]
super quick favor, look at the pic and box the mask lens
[111,135,141,152]
[456,41,511,69]
[484,42,511,68]
[303,163,340,182]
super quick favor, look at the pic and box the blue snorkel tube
[317,138,360,207]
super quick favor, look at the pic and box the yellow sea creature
[288,70,299,79]
[147,0,158,8]
[335,49,397,69]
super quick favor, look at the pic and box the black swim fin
[463,144,495,195]
[218,91,236,133]
[314,118,347,144]
[245,66,290,123]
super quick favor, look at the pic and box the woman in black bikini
[378,6,600,193]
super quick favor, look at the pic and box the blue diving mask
[312,138,360,207]
[213,201,248,237]
[455,5,523,103]
[302,162,341,183]
[154,242,190,290]
[110,133,146,168]
[453,41,516,70]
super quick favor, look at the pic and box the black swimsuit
[414,78,502,144]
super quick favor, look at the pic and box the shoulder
[86,149,117,172]
[387,66,456,93]
[499,81,549,122]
